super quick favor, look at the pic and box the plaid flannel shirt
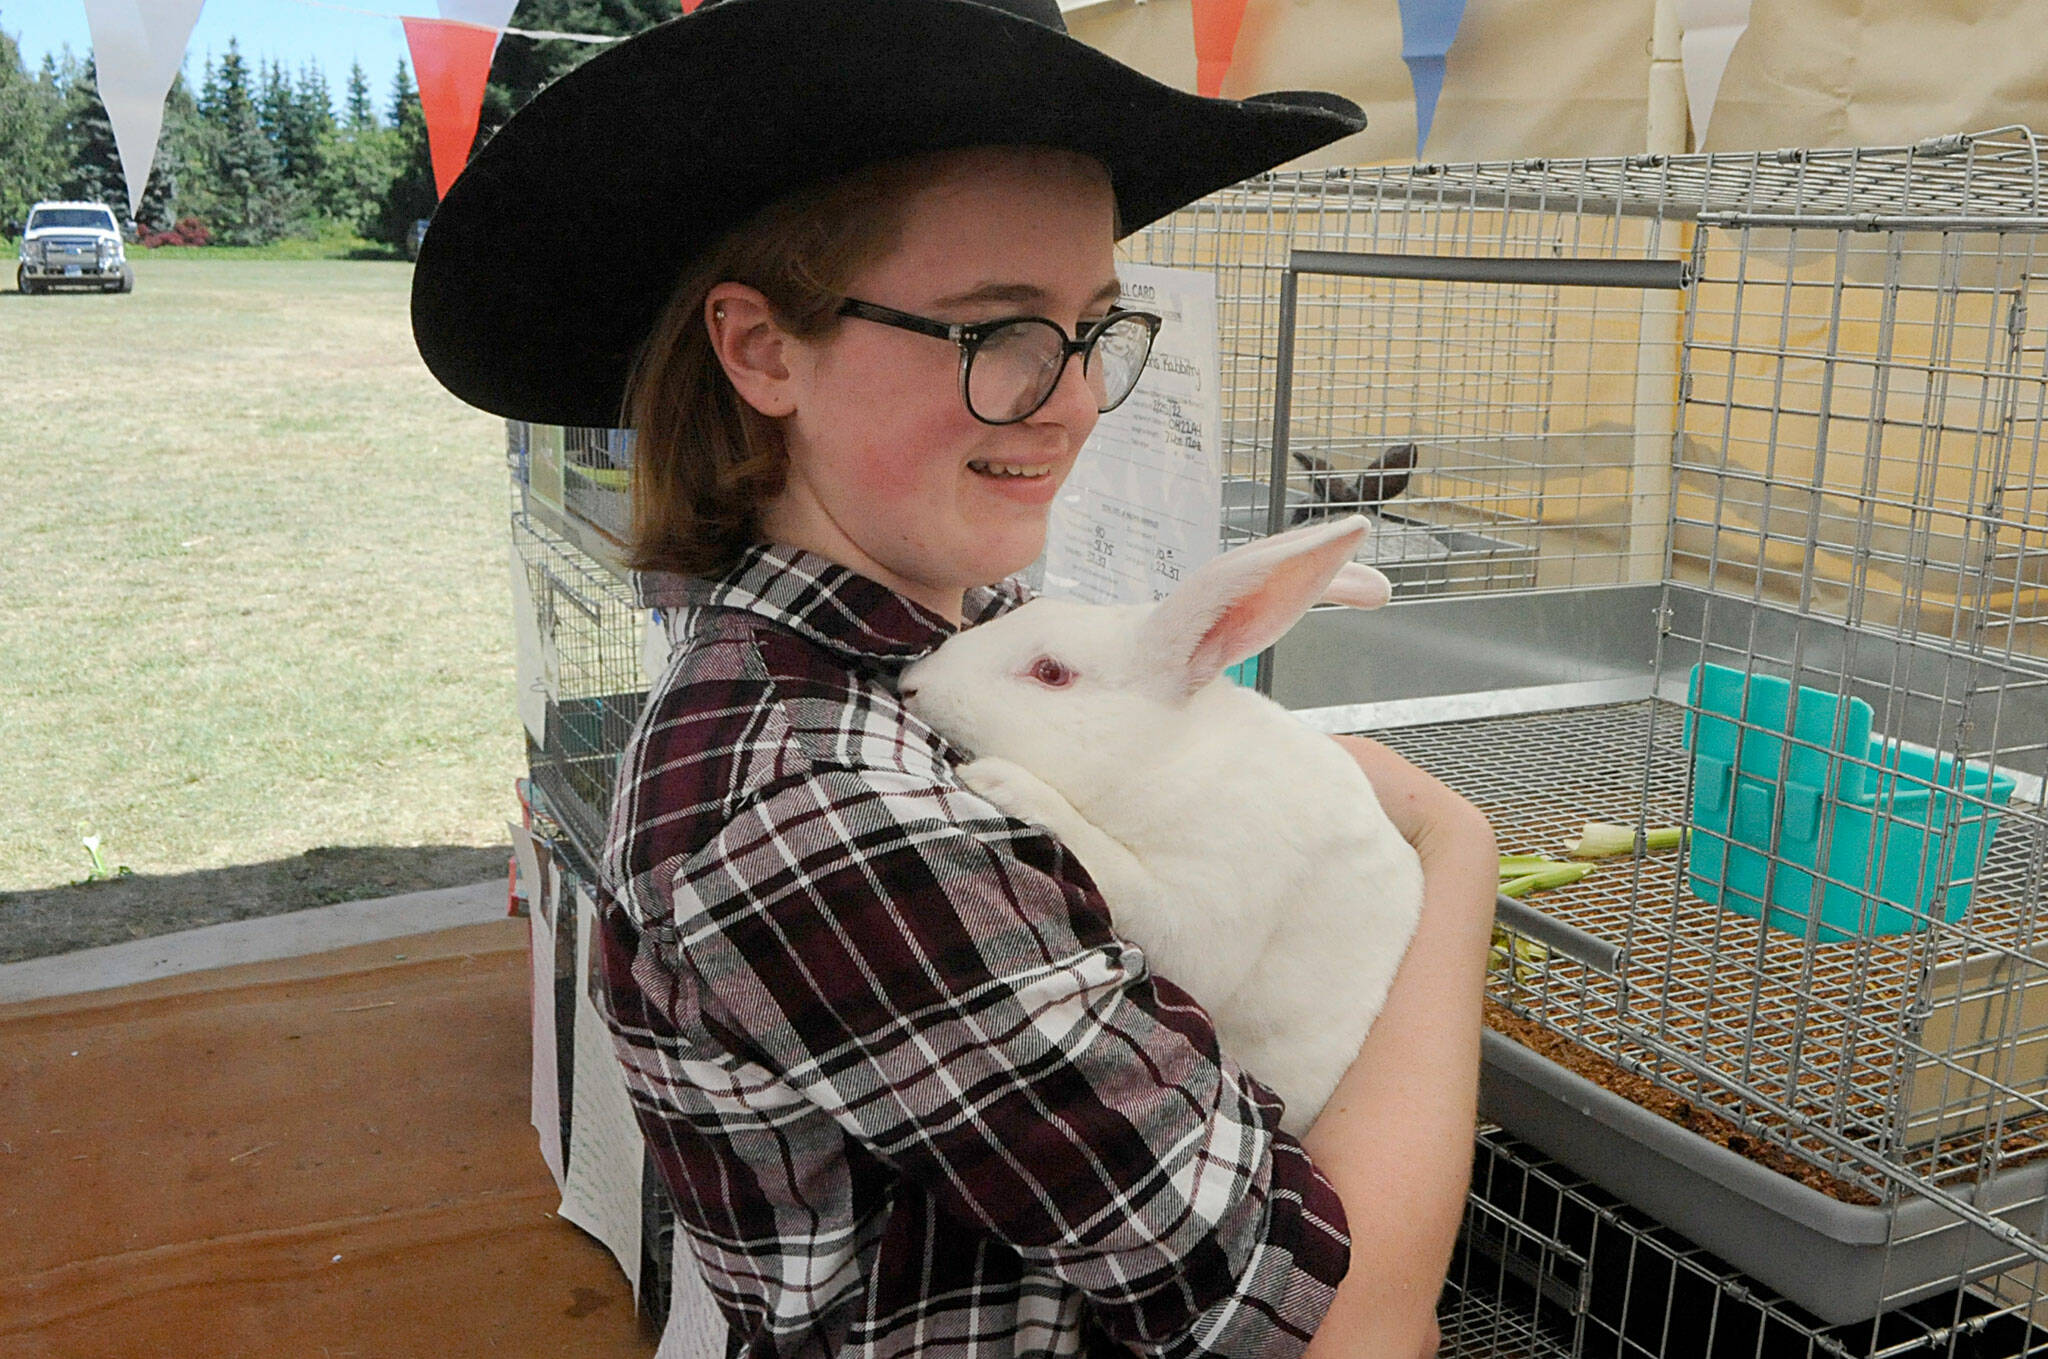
[597,543,1350,1359]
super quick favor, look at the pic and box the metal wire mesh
[1125,127,2048,607]
[1673,222,2047,665]
[1127,174,1691,593]
[511,510,645,864]
[1379,704,2048,1203]
[1122,127,2048,1320]
[1298,127,2044,227]
[1453,1126,2048,1358]
[509,420,635,576]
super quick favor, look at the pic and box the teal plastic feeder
[1682,663,2017,940]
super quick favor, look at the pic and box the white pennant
[81,0,209,217]
[1675,0,1753,147]
[435,0,521,53]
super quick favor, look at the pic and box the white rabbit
[898,515,1423,1134]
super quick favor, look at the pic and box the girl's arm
[1301,735,1497,1359]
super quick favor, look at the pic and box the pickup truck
[17,201,134,294]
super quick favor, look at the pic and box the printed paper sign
[560,884,644,1295]
[644,610,673,689]
[526,854,565,1192]
[1041,264,1222,605]
[655,1239,730,1359]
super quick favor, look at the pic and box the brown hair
[620,161,930,578]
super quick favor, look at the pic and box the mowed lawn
[0,257,520,891]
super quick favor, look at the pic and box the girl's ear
[1138,515,1382,697]
[705,283,798,417]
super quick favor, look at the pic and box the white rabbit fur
[898,515,1423,1135]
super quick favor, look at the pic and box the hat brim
[411,0,1365,427]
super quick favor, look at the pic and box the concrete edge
[0,879,511,1005]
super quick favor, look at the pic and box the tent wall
[1067,0,2048,165]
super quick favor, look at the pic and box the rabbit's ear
[1142,515,1374,697]
[1323,561,1393,609]
[1361,443,1418,508]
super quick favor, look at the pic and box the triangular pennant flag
[1190,0,1251,99]
[402,16,501,200]
[1675,0,1753,147]
[81,0,208,216]
[1397,0,1468,158]
[436,0,520,42]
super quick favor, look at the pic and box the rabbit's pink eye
[1027,656,1075,688]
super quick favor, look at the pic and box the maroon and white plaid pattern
[597,543,1349,1358]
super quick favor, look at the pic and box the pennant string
[278,0,625,44]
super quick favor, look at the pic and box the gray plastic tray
[1479,1028,2048,1325]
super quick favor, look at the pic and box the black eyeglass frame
[836,297,1164,426]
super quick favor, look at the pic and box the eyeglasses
[836,297,1163,425]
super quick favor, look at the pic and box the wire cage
[1123,128,2048,1325]
[509,418,636,572]
[509,479,647,865]
[1446,1124,2048,1359]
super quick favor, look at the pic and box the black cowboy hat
[410,0,1365,428]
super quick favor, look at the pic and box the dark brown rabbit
[1289,443,1419,523]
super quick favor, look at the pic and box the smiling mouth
[967,459,1054,479]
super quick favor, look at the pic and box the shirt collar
[634,542,1022,669]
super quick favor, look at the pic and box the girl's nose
[1029,349,1104,431]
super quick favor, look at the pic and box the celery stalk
[1499,863,1592,897]
[1488,925,1549,979]
[1567,821,1688,859]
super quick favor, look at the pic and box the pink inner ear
[1184,598,1264,691]
[1151,515,1374,697]
[1180,547,1345,693]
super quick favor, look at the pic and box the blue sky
[6,0,428,112]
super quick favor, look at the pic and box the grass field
[0,257,519,895]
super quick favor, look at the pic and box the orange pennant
[1190,0,1250,98]
[402,16,500,199]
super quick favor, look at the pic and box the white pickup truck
[17,201,134,294]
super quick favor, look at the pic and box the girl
[413,3,1497,1355]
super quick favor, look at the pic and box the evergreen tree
[258,57,289,143]
[171,59,229,234]
[344,59,375,131]
[134,71,204,231]
[387,58,416,129]
[374,59,434,246]
[55,57,129,215]
[313,59,399,238]
[195,52,216,120]
[201,39,304,244]
[0,25,67,232]
[477,0,670,154]
[313,119,397,237]
[269,63,331,184]
[198,40,253,124]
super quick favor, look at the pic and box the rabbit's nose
[898,685,919,700]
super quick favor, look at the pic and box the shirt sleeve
[661,760,1352,1355]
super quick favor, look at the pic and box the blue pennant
[1398,0,1469,158]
